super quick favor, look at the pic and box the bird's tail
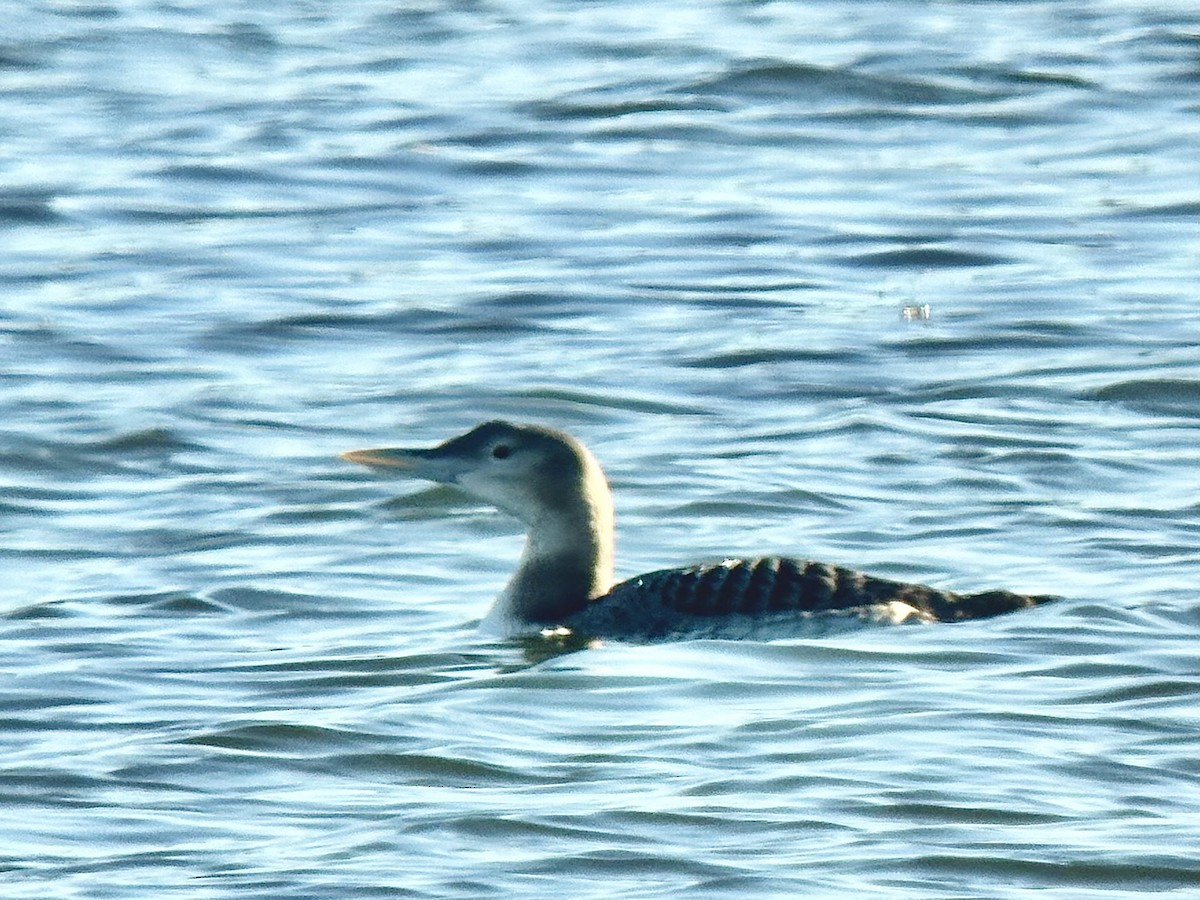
[939,589,1060,622]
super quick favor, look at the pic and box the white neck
[480,461,615,635]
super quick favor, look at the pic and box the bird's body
[342,420,1056,642]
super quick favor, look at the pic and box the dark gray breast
[562,557,1057,642]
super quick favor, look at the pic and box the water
[2,1,1197,896]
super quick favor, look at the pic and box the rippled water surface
[2,1,1197,897]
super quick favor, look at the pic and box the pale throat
[522,498,614,597]
[479,451,617,633]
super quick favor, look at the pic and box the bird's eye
[491,444,511,460]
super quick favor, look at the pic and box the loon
[342,420,1056,642]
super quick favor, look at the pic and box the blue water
[2,2,1197,897]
